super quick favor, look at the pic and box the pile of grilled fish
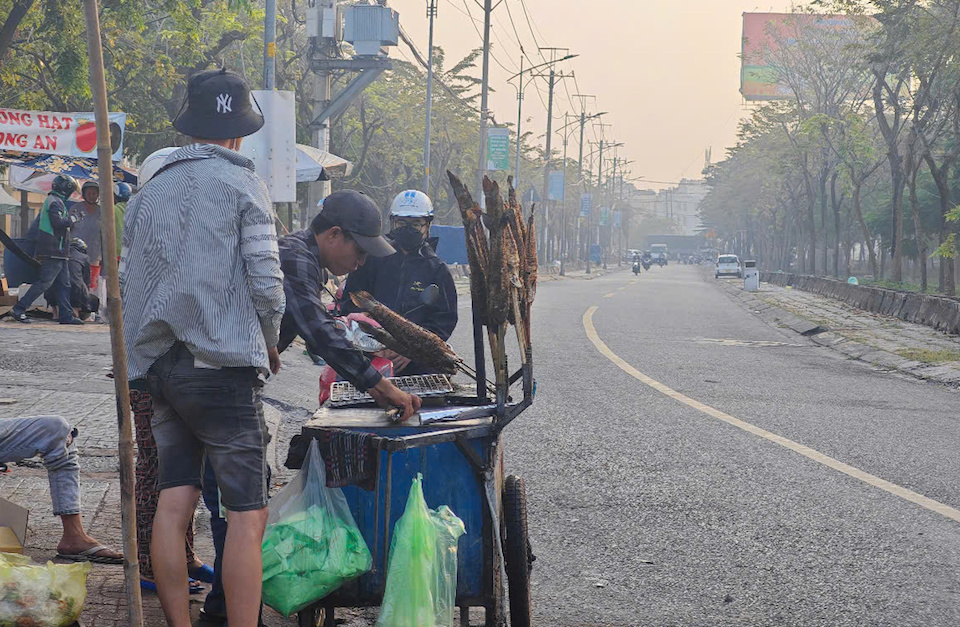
[446,172,537,353]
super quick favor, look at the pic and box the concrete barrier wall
[447,264,560,277]
[761,272,960,336]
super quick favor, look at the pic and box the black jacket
[45,242,97,313]
[342,236,458,373]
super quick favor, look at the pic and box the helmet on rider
[50,174,79,199]
[389,190,434,219]
[113,181,132,203]
[388,190,434,252]
[138,146,179,186]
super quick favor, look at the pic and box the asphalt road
[468,264,960,627]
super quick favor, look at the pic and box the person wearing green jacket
[112,182,131,258]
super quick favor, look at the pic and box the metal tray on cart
[329,374,454,408]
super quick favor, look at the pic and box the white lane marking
[583,305,960,525]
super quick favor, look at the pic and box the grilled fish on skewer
[482,176,510,327]
[356,320,458,375]
[350,291,460,374]
[525,210,538,306]
[448,171,488,324]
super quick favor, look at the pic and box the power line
[454,0,519,75]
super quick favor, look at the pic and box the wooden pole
[80,1,144,624]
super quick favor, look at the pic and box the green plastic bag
[0,553,91,627]
[261,440,372,617]
[377,474,466,627]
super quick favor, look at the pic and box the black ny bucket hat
[173,68,264,140]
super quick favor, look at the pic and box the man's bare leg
[152,485,201,627]
[222,507,269,627]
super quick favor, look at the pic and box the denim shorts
[147,344,269,512]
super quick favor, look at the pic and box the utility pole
[536,47,570,264]
[307,0,336,225]
[476,0,495,204]
[263,0,277,89]
[514,55,523,185]
[508,53,575,193]
[600,141,622,269]
[423,0,437,193]
[556,112,579,277]
[573,93,595,273]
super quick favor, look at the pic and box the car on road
[715,254,742,279]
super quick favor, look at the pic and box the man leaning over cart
[275,190,422,420]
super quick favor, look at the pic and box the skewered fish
[350,291,460,375]
[448,171,488,324]
[482,176,510,327]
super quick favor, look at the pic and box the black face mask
[391,225,425,251]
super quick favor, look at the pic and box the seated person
[45,238,99,320]
[0,415,122,563]
[341,190,457,375]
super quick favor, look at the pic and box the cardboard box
[0,497,29,553]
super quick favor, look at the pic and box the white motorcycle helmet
[389,189,434,219]
[137,146,179,187]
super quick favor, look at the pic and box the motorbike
[642,258,652,271]
[317,284,442,405]
[657,256,666,268]
[632,261,641,275]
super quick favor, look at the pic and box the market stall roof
[0,150,136,186]
[296,144,353,182]
[0,186,20,215]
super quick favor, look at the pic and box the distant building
[630,179,707,236]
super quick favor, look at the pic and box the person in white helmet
[342,189,458,375]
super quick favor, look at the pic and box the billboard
[0,108,126,160]
[548,170,564,201]
[486,127,510,171]
[740,13,868,101]
[580,193,592,217]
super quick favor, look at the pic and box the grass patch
[858,278,941,294]
[895,348,960,363]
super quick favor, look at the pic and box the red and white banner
[0,108,126,160]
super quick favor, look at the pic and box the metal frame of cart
[292,292,535,627]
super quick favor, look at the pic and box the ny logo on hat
[216,93,233,114]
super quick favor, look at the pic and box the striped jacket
[120,144,285,380]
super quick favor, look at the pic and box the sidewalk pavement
[714,275,960,388]
[0,317,322,626]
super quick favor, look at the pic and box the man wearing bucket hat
[120,68,284,627]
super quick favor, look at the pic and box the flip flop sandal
[56,545,123,565]
[140,579,204,595]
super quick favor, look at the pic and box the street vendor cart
[289,174,538,626]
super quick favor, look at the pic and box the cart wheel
[503,474,534,627]
[297,604,327,627]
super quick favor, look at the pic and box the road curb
[708,270,960,389]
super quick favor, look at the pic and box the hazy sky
[387,0,794,190]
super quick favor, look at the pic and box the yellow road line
[603,292,617,298]
[583,306,960,524]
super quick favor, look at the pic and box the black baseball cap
[317,190,395,257]
[173,68,264,139]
